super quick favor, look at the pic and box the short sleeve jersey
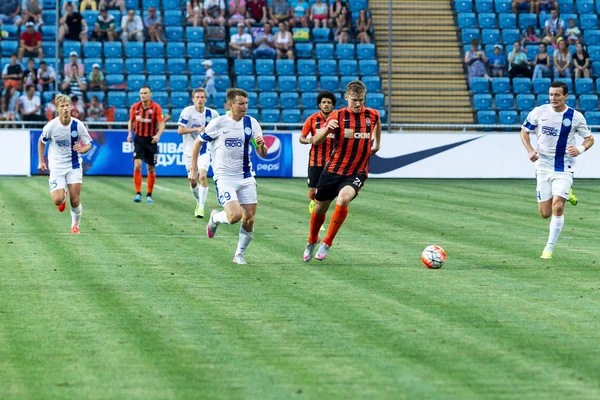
[198,114,262,180]
[523,104,591,172]
[178,106,220,157]
[130,100,164,137]
[301,111,334,167]
[40,117,93,171]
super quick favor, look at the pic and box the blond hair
[55,94,72,106]
[345,80,367,97]
[192,88,207,97]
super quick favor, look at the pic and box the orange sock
[308,213,326,244]
[147,171,156,195]
[323,205,348,246]
[133,169,142,193]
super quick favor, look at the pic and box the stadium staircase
[369,0,474,124]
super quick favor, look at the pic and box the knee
[242,216,255,229]
[228,209,243,224]
[539,210,552,218]
[337,194,353,206]
[553,205,565,216]
[189,178,198,187]
[199,176,208,186]
[70,198,80,208]
[53,197,64,206]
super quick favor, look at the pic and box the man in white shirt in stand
[229,22,253,59]
[121,8,144,44]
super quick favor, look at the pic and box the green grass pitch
[0,177,599,399]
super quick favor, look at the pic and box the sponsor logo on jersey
[56,139,71,148]
[225,138,243,148]
[542,126,559,136]
[353,132,370,139]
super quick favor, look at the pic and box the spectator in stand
[70,95,85,119]
[61,0,80,11]
[18,22,44,61]
[21,0,44,28]
[64,51,85,76]
[86,95,106,122]
[356,9,372,44]
[245,0,267,27]
[44,93,57,120]
[253,22,276,59]
[291,0,310,28]
[553,38,571,78]
[80,0,97,11]
[228,0,247,28]
[535,0,556,14]
[269,0,291,26]
[0,0,22,27]
[20,84,44,122]
[62,64,88,102]
[92,7,117,42]
[531,42,551,78]
[521,25,540,46]
[544,8,564,43]
[488,44,507,77]
[572,41,590,79]
[98,0,125,12]
[121,9,144,44]
[310,0,328,28]
[186,0,203,27]
[200,60,219,99]
[88,63,105,91]
[508,41,531,81]
[274,21,293,60]
[465,39,490,87]
[565,18,580,45]
[37,61,57,91]
[512,0,533,14]
[2,54,24,90]
[328,0,347,30]
[1,86,20,125]
[59,2,89,43]
[144,7,164,43]
[334,6,350,44]
[202,0,226,30]
[23,58,39,88]
[229,22,252,59]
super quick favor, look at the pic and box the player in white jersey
[177,88,219,218]
[189,88,268,264]
[37,94,93,234]
[521,81,594,259]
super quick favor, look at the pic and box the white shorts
[184,152,210,173]
[536,171,573,202]
[214,177,257,206]
[49,168,82,192]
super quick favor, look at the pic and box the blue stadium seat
[115,108,129,122]
[170,91,189,109]
[566,94,577,109]
[554,77,572,93]
[585,30,600,44]
[162,0,181,8]
[336,43,355,60]
[357,44,375,59]
[581,15,598,31]
[334,92,344,108]
[362,76,381,92]
[495,93,514,110]
[499,110,518,125]
[474,94,493,110]
[164,10,182,26]
[214,76,230,91]
[255,59,274,75]
[42,91,56,103]
[315,43,335,59]
[475,0,493,12]
[278,75,297,92]
[211,59,228,75]
[237,75,256,91]
[125,0,138,9]
[340,75,359,90]
[470,77,490,94]
[189,62,205,76]
[147,59,166,75]
[280,92,299,108]
[588,46,600,62]
[519,14,537,29]
[301,92,318,108]
[257,75,276,91]
[477,110,497,124]
[166,43,185,58]
[318,59,337,75]
[457,12,476,29]
[320,76,339,91]
[261,109,281,123]
[148,75,167,90]
[519,111,529,124]
[461,28,480,43]
[171,108,183,122]
[491,77,510,94]
[497,13,516,29]
[124,58,144,74]
[106,74,125,87]
[525,44,540,62]
[83,58,102,72]
[298,76,317,92]
[41,42,56,58]
[127,74,146,91]
[166,27,184,41]
[125,42,144,58]
[212,92,226,108]
[276,59,295,75]
[501,29,520,44]
[560,13,578,26]
[537,94,550,106]
[146,42,164,58]
[594,62,600,77]
[103,42,122,58]
[478,13,497,29]
[42,10,56,25]
[259,92,279,109]
[495,0,511,12]
[152,91,168,108]
[302,108,318,120]
[63,41,81,57]
[1,41,18,56]
[108,10,121,22]
[516,94,535,111]
[359,60,378,76]
[454,0,472,12]
[234,59,254,75]
[83,42,102,58]
[82,10,99,27]
[247,92,258,108]
[170,75,188,91]
[512,77,531,94]
[108,92,126,108]
[339,60,358,76]
[558,0,574,13]
[242,108,257,119]
[167,58,186,74]
[186,26,204,42]
[366,93,384,109]
[282,109,301,123]
[142,0,160,8]
[585,111,600,126]
[295,43,313,58]
[481,29,500,45]
[105,58,124,74]
[577,0,595,14]
[187,43,206,59]
[579,94,598,112]
[312,28,331,42]
[533,78,551,94]
[297,59,316,75]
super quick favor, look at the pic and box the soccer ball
[421,245,446,269]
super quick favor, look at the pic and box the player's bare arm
[567,135,594,157]
[370,121,382,155]
[37,139,47,171]
[151,121,165,144]
[73,142,92,154]
[127,119,133,143]
[520,128,539,162]
[189,137,203,179]
[313,120,338,145]
[255,135,268,158]
[177,125,204,135]
[299,134,313,145]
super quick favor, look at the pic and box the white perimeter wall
[0,130,30,176]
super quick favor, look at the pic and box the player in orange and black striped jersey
[299,90,336,214]
[303,80,382,262]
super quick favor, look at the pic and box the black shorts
[314,171,367,202]
[133,135,158,166]
[307,166,325,188]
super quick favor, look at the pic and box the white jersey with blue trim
[522,104,591,172]
[198,114,262,181]
[178,106,219,157]
[40,117,93,171]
